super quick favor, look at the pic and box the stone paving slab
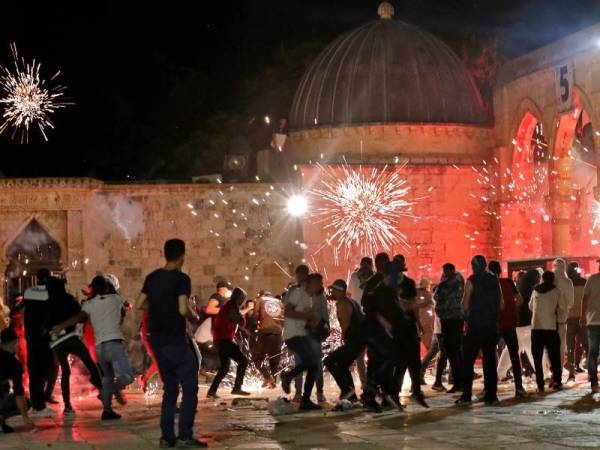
[2,375,600,449]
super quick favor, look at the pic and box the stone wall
[0,179,301,341]
[0,178,304,370]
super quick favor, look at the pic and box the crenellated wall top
[0,178,104,190]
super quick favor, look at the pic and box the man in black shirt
[0,327,35,433]
[23,268,57,415]
[324,280,365,402]
[456,255,502,407]
[136,239,206,448]
[392,255,428,409]
[361,253,401,412]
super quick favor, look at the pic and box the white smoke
[90,194,145,242]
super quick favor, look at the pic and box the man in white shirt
[280,273,322,411]
[552,258,574,372]
[347,257,373,303]
[581,258,600,393]
[53,276,133,420]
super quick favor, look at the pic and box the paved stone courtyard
[3,373,600,450]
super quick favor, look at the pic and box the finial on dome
[377,2,395,19]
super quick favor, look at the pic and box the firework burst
[0,43,70,142]
[310,163,415,257]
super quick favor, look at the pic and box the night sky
[1,0,599,181]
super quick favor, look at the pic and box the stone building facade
[493,23,600,261]
[3,3,600,308]
[283,4,600,283]
[0,178,301,308]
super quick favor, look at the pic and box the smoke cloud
[90,194,145,242]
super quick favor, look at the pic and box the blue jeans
[286,336,318,401]
[150,338,199,442]
[294,336,323,395]
[420,333,440,372]
[96,340,134,412]
[587,325,600,385]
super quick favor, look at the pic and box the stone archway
[550,88,598,256]
[4,219,62,305]
[500,109,551,260]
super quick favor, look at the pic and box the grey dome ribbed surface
[289,18,485,130]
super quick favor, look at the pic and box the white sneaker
[33,406,56,417]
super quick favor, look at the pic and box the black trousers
[198,342,220,372]
[27,339,56,410]
[252,332,283,381]
[441,319,464,389]
[394,323,422,396]
[434,333,448,385]
[53,336,103,406]
[531,329,562,389]
[209,339,248,393]
[499,328,523,389]
[324,340,364,400]
[566,319,587,370]
[462,329,498,401]
[364,332,395,402]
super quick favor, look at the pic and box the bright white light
[287,195,308,217]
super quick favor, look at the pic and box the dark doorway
[5,219,62,306]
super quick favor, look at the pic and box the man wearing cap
[205,281,232,326]
[324,280,365,402]
[23,268,57,416]
[581,258,600,393]
[0,327,35,433]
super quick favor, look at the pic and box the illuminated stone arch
[500,99,552,259]
[507,97,546,150]
[550,86,598,256]
[553,86,596,158]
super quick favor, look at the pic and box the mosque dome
[289,2,486,130]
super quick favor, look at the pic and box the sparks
[592,200,600,230]
[310,163,415,257]
[0,43,71,142]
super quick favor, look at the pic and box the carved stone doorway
[5,219,62,306]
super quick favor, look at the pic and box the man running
[324,280,365,402]
[280,273,322,411]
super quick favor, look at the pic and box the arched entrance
[5,219,62,306]
[551,89,598,257]
[500,112,551,259]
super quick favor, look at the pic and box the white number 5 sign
[555,62,574,113]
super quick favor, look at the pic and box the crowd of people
[2,237,600,448]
